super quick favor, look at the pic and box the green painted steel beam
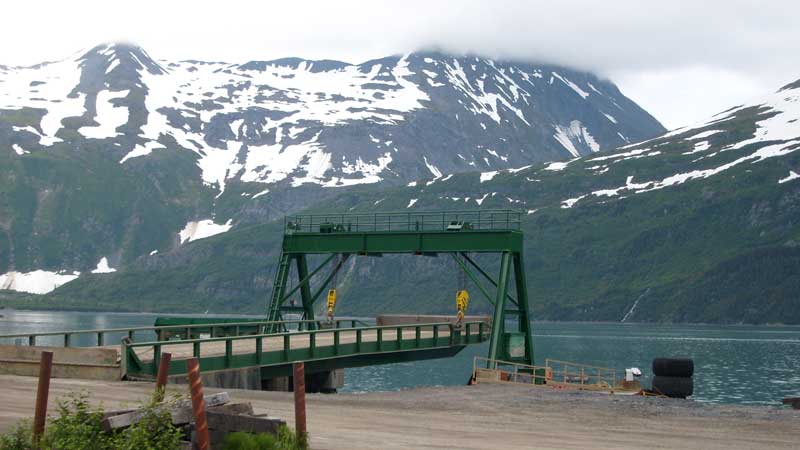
[279,253,335,305]
[487,252,512,363]
[282,230,523,255]
[308,254,350,307]
[461,252,519,307]
[295,255,316,326]
[513,252,535,365]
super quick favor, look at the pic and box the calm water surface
[1,310,798,406]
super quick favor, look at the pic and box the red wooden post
[155,352,172,402]
[33,351,53,447]
[187,358,210,450]
[293,362,307,439]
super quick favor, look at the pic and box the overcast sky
[2,0,799,128]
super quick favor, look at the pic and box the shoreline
[2,307,800,328]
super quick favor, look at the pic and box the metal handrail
[285,210,522,234]
[126,321,484,349]
[0,318,371,347]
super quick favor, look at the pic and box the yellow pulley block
[326,288,337,320]
[455,289,469,324]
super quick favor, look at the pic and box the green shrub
[222,426,308,450]
[0,391,185,450]
[0,420,33,450]
[41,393,112,450]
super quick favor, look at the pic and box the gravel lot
[0,375,797,449]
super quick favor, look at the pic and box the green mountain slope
[5,79,800,324]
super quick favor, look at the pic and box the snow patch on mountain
[322,152,393,187]
[0,55,86,145]
[779,171,800,184]
[424,156,442,178]
[0,270,79,294]
[554,120,600,156]
[543,159,577,172]
[442,59,530,125]
[603,113,617,124]
[480,170,499,182]
[179,219,233,244]
[91,257,117,274]
[552,72,590,99]
[78,90,130,139]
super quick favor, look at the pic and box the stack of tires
[651,358,694,398]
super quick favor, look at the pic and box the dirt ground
[0,374,797,449]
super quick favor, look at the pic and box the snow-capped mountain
[2,43,662,192]
[0,43,665,295]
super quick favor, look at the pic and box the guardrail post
[377,329,383,351]
[396,327,402,350]
[284,334,290,360]
[415,326,421,347]
[333,330,340,356]
[32,351,53,447]
[225,339,233,366]
[153,344,161,376]
[187,358,210,450]
[433,325,439,345]
[256,336,263,364]
[356,329,362,352]
[155,352,172,402]
[293,362,307,441]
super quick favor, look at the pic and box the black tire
[652,376,693,398]
[652,358,694,377]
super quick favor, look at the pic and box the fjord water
[1,310,798,406]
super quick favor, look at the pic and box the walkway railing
[0,319,370,348]
[285,210,522,233]
[545,359,618,388]
[472,357,621,390]
[123,321,490,379]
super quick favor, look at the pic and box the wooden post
[155,352,172,402]
[293,362,307,439]
[187,358,210,450]
[33,351,53,447]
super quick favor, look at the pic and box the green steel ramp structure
[265,209,534,366]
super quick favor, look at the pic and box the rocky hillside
[0,43,664,292]
[36,77,800,324]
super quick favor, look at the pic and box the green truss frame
[265,210,534,365]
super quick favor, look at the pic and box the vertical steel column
[487,251,512,362]
[266,252,292,332]
[513,252,535,365]
[296,254,316,328]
